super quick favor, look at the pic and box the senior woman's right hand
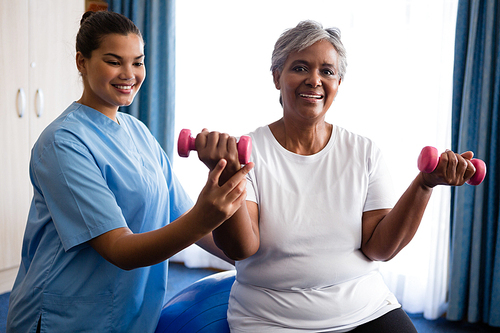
[195,129,242,185]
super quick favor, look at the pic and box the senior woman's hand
[195,129,242,185]
[420,150,476,188]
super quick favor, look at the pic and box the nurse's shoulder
[31,102,98,160]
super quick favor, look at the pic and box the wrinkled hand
[196,129,241,185]
[421,150,476,188]
[193,159,254,232]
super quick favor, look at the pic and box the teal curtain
[448,0,500,327]
[108,0,176,160]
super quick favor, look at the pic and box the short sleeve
[32,140,128,251]
[245,168,258,204]
[363,146,397,212]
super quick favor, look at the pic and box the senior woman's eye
[292,66,307,72]
[323,68,335,76]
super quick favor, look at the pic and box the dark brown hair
[76,11,143,58]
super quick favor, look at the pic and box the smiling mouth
[300,93,323,100]
[113,84,134,90]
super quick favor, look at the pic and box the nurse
[6,10,252,333]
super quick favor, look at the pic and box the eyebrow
[291,60,336,68]
[103,53,145,60]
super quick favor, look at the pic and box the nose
[119,65,135,80]
[305,70,322,87]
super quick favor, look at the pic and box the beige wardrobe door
[0,0,84,293]
[0,0,31,280]
[28,0,84,146]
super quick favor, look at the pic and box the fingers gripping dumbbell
[177,129,252,164]
[417,146,486,186]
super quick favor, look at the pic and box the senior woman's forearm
[196,234,235,265]
[213,203,260,260]
[361,173,433,261]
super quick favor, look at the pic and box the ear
[76,52,87,75]
[272,70,281,90]
[333,78,342,100]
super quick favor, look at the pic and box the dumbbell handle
[417,146,486,186]
[177,129,252,164]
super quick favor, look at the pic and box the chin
[117,98,136,107]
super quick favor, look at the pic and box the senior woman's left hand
[195,129,242,185]
[420,150,476,188]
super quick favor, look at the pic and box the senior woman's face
[273,40,341,123]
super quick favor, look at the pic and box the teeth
[300,94,322,99]
[114,85,133,90]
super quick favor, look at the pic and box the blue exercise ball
[155,270,236,333]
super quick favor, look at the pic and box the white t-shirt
[228,125,400,332]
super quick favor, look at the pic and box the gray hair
[271,20,347,80]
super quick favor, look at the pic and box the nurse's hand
[195,129,241,185]
[193,159,253,229]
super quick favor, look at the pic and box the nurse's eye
[106,61,120,66]
[134,62,144,67]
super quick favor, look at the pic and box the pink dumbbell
[177,129,252,164]
[417,146,486,186]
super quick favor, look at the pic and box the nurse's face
[273,40,341,124]
[77,33,145,117]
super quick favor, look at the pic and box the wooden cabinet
[0,0,84,293]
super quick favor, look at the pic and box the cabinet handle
[35,89,44,117]
[17,88,26,118]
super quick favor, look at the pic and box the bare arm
[195,130,261,260]
[212,200,260,261]
[361,150,476,261]
[89,159,253,270]
[196,233,235,266]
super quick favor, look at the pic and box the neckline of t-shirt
[264,125,337,163]
[73,102,138,148]
[74,102,122,129]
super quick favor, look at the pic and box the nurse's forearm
[89,160,253,270]
[89,207,226,270]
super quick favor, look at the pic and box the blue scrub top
[7,102,193,333]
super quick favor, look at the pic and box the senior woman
[197,20,476,332]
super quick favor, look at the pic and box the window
[173,0,458,318]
